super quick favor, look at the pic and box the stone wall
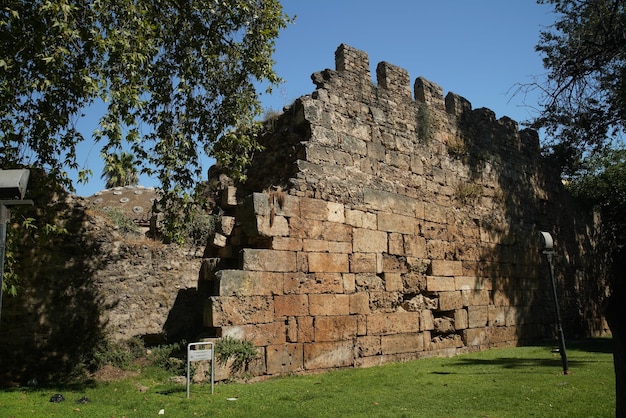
[202,45,608,377]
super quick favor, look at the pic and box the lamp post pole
[543,244,569,375]
[0,203,7,324]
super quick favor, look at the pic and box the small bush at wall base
[215,336,259,373]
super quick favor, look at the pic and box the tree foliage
[533,0,626,174]
[1,0,290,241]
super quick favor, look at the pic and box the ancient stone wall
[202,44,608,377]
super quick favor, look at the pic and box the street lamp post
[0,169,33,324]
[540,231,569,375]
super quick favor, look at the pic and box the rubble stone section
[203,44,608,378]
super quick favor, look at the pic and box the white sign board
[187,341,214,398]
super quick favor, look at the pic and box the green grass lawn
[0,339,615,417]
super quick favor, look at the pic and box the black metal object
[541,232,569,375]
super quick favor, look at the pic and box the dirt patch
[92,365,139,382]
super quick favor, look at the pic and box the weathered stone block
[271,237,303,251]
[438,291,463,311]
[353,228,387,253]
[220,322,286,346]
[345,208,377,229]
[284,272,343,294]
[204,296,274,326]
[274,294,308,317]
[455,276,492,291]
[222,186,237,208]
[314,315,357,341]
[298,316,314,342]
[420,309,434,331]
[309,294,350,316]
[303,341,354,370]
[381,333,424,355]
[343,273,356,294]
[383,272,403,292]
[426,276,455,292]
[461,289,490,306]
[464,327,488,347]
[266,343,303,375]
[367,312,420,335]
[349,292,369,315]
[454,308,469,330]
[242,249,297,272]
[211,232,227,248]
[377,212,416,234]
[327,201,345,223]
[216,270,283,296]
[300,197,330,221]
[350,252,377,273]
[468,305,489,328]
[363,189,416,217]
[429,260,463,277]
[256,215,290,237]
[488,305,506,326]
[307,252,349,273]
[405,235,427,257]
[303,239,329,252]
[321,222,352,242]
[357,335,381,356]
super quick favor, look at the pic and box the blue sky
[72,0,556,196]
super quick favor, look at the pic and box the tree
[0,0,291,242]
[533,1,626,415]
[101,152,139,189]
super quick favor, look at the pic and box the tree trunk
[606,249,626,418]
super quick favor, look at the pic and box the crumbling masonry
[201,44,608,377]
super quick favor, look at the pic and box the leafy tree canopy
[1,0,291,241]
[533,0,626,174]
[101,151,139,188]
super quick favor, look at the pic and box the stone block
[429,260,463,277]
[353,228,388,253]
[424,204,448,224]
[274,294,309,317]
[363,188,416,217]
[286,316,298,343]
[345,208,377,229]
[216,270,283,296]
[350,252,377,273]
[303,239,329,252]
[204,296,274,326]
[220,322,286,346]
[303,341,354,370]
[284,272,343,294]
[211,232,227,248]
[388,233,404,255]
[349,292,369,315]
[328,241,352,253]
[461,289,490,306]
[327,201,345,223]
[256,215,290,237]
[343,273,356,294]
[381,333,424,355]
[321,221,352,242]
[488,305,506,326]
[307,252,349,273]
[222,186,237,208]
[266,343,304,375]
[405,235,427,257]
[271,237,303,251]
[438,291,463,311]
[367,312,420,335]
[454,309,469,330]
[464,327,488,347]
[383,272,403,292]
[314,315,357,341]
[357,335,381,357]
[220,216,236,235]
[426,276,455,292]
[242,249,297,272]
[377,212,417,234]
[298,316,314,342]
[468,305,489,328]
[420,309,434,331]
[455,276,492,291]
[300,197,330,221]
[309,294,350,316]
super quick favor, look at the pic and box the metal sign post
[187,341,215,398]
